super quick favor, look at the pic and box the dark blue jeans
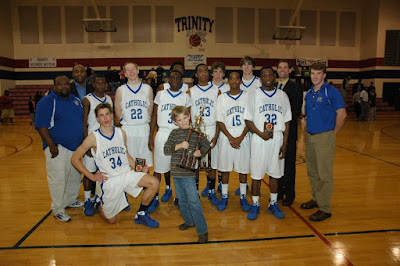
[173,177,208,235]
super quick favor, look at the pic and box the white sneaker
[67,200,84,208]
[54,211,71,222]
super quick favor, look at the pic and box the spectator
[34,91,43,106]
[353,88,361,120]
[119,66,126,85]
[85,64,93,78]
[156,63,165,86]
[359,86,369,121]
[0,90,14,125]
[28,95,35,126]
[369,88,377,121]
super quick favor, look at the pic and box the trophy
[264,122,274,139]
[135,158,146,172]
[177,104,211,171]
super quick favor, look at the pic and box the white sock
[270,193,278,205]
[166,185,170,190]
[221,183,228,197]
[84,191,91,200]
[240,183,247,197]
[252,196,259,205]
[137,211,145,216]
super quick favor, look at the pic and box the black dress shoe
[277,193,284,201]
[309,210,331,221]
[300,200,318,209]
[282,198,294,206]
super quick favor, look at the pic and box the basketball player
[114,62,154,168]
[71,103,160,227]
[81,74,113,216]
[240,56,261,93]
[244,66,292,220]
[148,70,192,211]
[211,62,230,94]
[158,62,188,93]
[189,64,220,205]
[216,72,251,212]
[234,56,262,195]
[203,61,229,194]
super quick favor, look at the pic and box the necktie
[278,83,282,90]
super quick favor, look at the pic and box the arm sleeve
[164,130,177,155]
[35,96,54,129]
[330,87,346,111]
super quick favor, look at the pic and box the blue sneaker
[217,196,228,211]
[84,199,94,216]
[174,197,179,207]
[217,182,222,193]
[147,198,159,213]
[134,213,159,228]
[235,183,249,195]
[240,196,251,212]
[247,203,260,220]
[208,190,220,205]
[161,188,172,202]
[268,202,285,219]
[201,182,209,197]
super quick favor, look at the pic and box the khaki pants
[44,145,81,214]
[305,131,336,213]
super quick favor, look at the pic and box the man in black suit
[70,63,95,214]
[276,60,303,206]
[70,64,94,101]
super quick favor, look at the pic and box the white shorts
[122,124,153,166]
[154,129,172,173]
[97,171,146,219]
[204,126,218,169]
[250,131,285,180]
[83,154,96,173]
[217,129,250,174]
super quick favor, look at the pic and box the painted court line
[262,179,354,266]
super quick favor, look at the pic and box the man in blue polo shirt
[35,75,84,222]
[301,62,346,222]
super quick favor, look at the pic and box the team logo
[74,101,79,106]
[187,29,207,48]
[317,96,323,102]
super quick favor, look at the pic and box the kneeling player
[244,66,292,220]
[71,103,160,227]
[216,72,251,212]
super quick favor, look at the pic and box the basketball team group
[35,56,347,244]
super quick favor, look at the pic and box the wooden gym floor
[0,115,399,265]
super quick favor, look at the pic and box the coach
[301,63,346,222]
[35,75,84,222]
[276,60,303,206]
[70,64,94,101]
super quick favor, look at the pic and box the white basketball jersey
[190,82,219,128]
[85,93,113,134]
[92,127,131,176]
[240,76,261,93]
[217,91,248,135]
[154,89,192,130]
[163,82,189,93]
[215,82,230,94]
[119,82,151,126]
[244,87,292,132]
